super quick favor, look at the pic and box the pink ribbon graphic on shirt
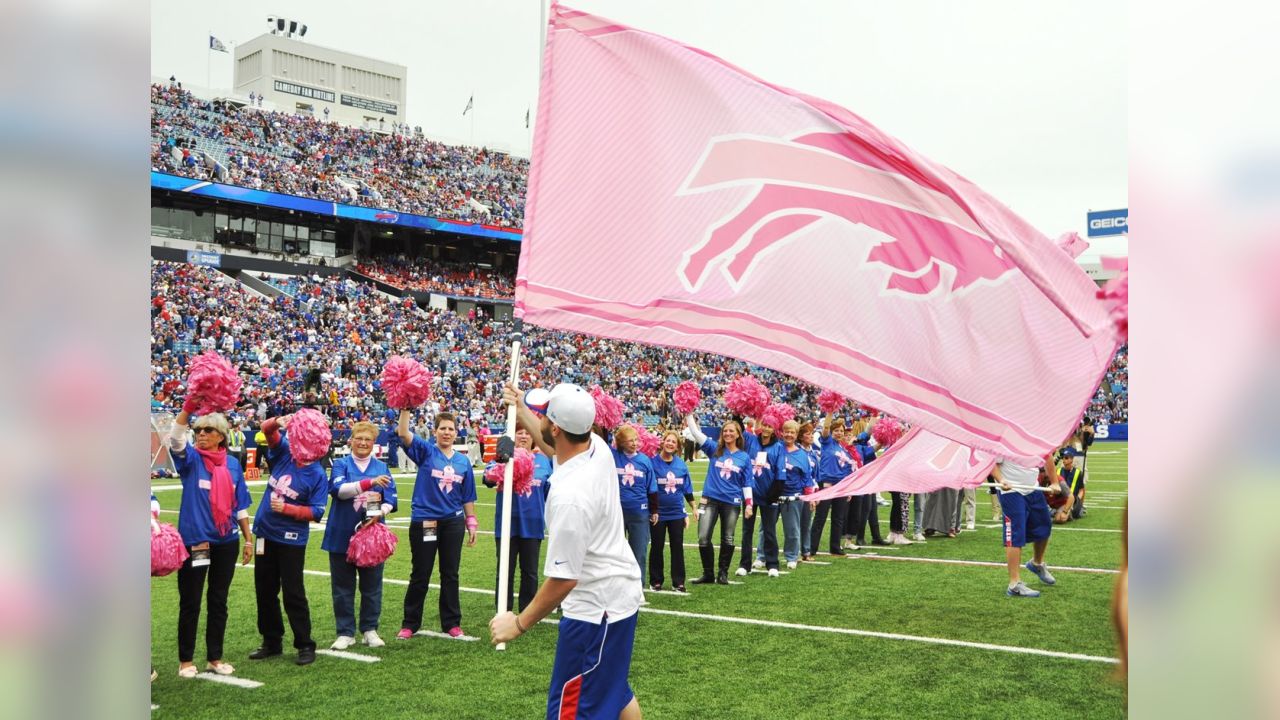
[431,465,460,494]
[273,474,293,498]
[618,463,640,487]
[662,471,682,494]
[715,459,738,479]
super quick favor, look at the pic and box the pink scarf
[194,447,234,536]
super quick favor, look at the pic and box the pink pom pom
[381,356,433,409]
[817,390,846,415]
[1097,256,1128,342]
[872,417,905,447]
[760,402,796,432]
[488,448,536,496]
[151,522,189,577]
[346,522,398,568]
[589,385,625,430]
[185,351,243,415]
[286,408,331,464]
[724,375,771,418]
[629,423,661,456]
[673,381,702,416]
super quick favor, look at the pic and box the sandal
[206,661,235,675]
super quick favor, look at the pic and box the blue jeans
[757,504,781,568]
[800,500,813,556]
[913,493,924,535]
[779,500,803,563]
[622,513,651,586]
[328,552,384,637]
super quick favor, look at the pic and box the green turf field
[150,443,1128,718]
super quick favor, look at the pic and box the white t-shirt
[543,433,643,624]
[998,460,1040,496]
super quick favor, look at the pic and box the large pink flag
[808,427,996,501]
[517,5,1118,464]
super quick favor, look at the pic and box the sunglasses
[193,426,221,434]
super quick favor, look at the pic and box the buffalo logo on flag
[678,132,1016,298]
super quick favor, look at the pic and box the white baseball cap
[544,383,595,435]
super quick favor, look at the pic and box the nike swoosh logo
[553,560,566,565]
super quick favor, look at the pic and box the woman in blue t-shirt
[684,416,753,585]
[165,407,253,679]
[322,421,397,650]
[648,430,697,591]
[483,426,552,613]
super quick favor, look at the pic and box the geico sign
[1089,217,1127,231]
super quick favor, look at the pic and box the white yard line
[316,649,380,663]
[415,630,480,642]
[639,607,1119,664]
[845,554,1118,574]
[195,673,263,689]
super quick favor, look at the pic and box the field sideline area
[150,443,1128,719]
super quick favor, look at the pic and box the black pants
[890,492,910,533]
[682,439,697,462]
[403,517,465,632]
[809,486,849,553]
[650,518,687,587]
[254,539,313,651]
[177,540,239,662]
[494,536,541,613]
[739,504,759,570]
[850,494,883,543]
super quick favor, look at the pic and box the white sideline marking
[639,607,1119,664]
[977,524,1121,534]
[196,673,262,688]
[801,560,832,565]
[415,629,479,642]
[153,480,270,492]
[644,589,691,597]
[845,553,1118,574]
[316,649,380,663]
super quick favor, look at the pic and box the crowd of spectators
[1087,344,1128,424]
[354,255,513,298]
[149,83,528,229]
[152,260,1132,440]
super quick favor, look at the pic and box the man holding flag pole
[491,381,645,720]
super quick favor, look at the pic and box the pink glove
[182,396,200,414]
[465,516,479,532]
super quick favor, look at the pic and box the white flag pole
[495,318,524,651]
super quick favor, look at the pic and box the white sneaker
[767,568,779,578]
[362,630,385,648]
[330,635,356,650]
[890,533,913,545]
[752,559,765,570]
[735,567,748,576]
[786,561,798,570]
[912,532,927,543]
[966,521,976,530]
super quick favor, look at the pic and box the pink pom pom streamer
[672,381,702,416]
[185,351,242,415]
[760,402,796,432]
[1097,256,1128,342]
[151,522,189,577]
[628,423,661,456]
[286,408,331,464]
[589,385,625,430]
[381,356,433,409]
[724,375,770,419]
[872,417,905,447]
[346,522,398,568]
[485,448,536,496]
[817,390,846,415]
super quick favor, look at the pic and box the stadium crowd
[354,255,513,298]
[150,83,528,228]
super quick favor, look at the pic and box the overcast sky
[152,0,1127,261]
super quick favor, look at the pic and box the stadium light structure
[267,16,307,39]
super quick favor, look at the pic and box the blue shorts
[1000,491,1052,548]
[546,612,637,720]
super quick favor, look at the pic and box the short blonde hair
[781,420,800,434]
[613,425,638,443]
[350,421,379,440]
[192,413,230,447]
